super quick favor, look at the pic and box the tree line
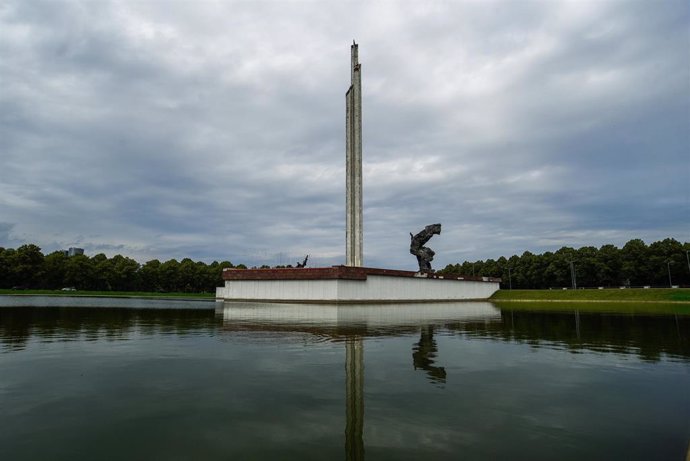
[0,245,244,292]
[2,237,689,292]
[439,238,690,289]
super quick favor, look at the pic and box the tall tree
[91,253,112,290]
[42,251,69,289]
[109,255,140,291]
[649,238,684,286]
[139,259,162,292]
[64,254,95,289]
[0,248,14,288]
[159,259,181,292]
[11,244,44,288]
[621,239,651,286]
[597,244,621,287]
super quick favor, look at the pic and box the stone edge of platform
[222,266,501,283]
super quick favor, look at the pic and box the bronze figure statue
[296,255,309,268]
[410,223,441,273]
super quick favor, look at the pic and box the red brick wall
[222,265,500,283]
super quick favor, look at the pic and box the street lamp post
[507,267,512,290]
[666,260,673,288]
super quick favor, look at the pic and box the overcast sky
[1,0,688,269]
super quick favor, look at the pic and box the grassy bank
[490,288,690,303]
[490,288,690,315]
[0,289,215,300]
[493,300,690,315]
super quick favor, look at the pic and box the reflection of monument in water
[345,336,364,460]
[216,43,500,303]
[413,326,446,385]
[217,302,502,459]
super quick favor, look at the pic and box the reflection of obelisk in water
[346,41,363,267]
[345,337,364,460]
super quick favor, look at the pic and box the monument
[346,41,364,267]
[215,43,500,303]
[410,224,442,273]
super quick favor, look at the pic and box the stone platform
[216,266,500,303]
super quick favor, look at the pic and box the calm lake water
[1,296,689,460]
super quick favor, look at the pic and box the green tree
[682,242,690,287]
[543,249,573,288]
[597,244,621,287]
[109,255,140,291]
[159,259,181,292]
[0,247,13,288]
[439,263,459,275]
[518,251,543,288]
[621,239,651,286]
[212,260,234,290]
[91,253,112,290]
[506,254,522,288]
[139,259,162,292]
[480,258,500,278]
[574,246,599,288]
[179,258,200,292]
[42,251,69,289]
[648,238,685,286]
[64,254,96,289]
[432,237,688,289]
[11,244,45,288]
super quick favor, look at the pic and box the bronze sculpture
[410,223,441,273]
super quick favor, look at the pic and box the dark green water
[1,297,689,460]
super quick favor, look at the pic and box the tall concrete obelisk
[346,41,363,267]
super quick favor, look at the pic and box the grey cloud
[0,0,687,270]
[0,223,19,248]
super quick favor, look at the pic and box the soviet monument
[345,41,363,267]
[410,224,442,273]
[296,255,309,268]
[215,43,500,303]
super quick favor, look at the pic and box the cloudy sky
[1,0,688,270]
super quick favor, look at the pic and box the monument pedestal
[216,266,500,303]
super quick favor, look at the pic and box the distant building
[64,247,84,257]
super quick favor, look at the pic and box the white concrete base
[216,274,499,303]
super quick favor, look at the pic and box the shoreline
[492,298,690,304]
[490,288,690,303]
[0,292,215,301]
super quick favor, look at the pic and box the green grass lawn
[493,300,690,315]
[491,288,690,303]
[490,288,690,315]
[0,289,216,299]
